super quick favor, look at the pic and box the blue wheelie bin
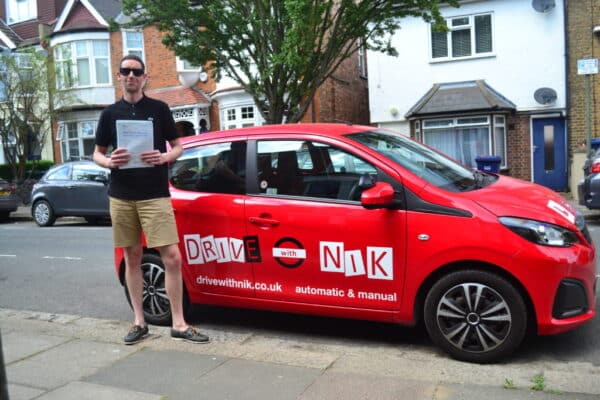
[475,155,502,173]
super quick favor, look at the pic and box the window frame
[6,0,37,24]
[54,40,111,89]
[122,30,145,62]
[430,12,494,62]
[57,120,98,161]
[421,114,507,169]
[221,105,260,130]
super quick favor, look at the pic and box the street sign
[578,58,599,75]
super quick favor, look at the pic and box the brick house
[36,0,369,163]
[566,1,600,153]
[368,0,569,191]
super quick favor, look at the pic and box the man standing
[94,55,209,344]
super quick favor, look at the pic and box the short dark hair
[120,54,145,72]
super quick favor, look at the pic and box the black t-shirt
[95,95,178,200]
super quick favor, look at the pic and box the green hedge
[0,160,54,181]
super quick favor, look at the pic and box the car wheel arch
[413,260,537,337]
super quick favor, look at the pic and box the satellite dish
[534,87,557,105]
[532,0,555,13]
[199,72,208,82]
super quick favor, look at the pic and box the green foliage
[122,0,458,124]
[503,378,517,389]
[0,160,53,181]
[0,48,69,183]
[530,374,546,391]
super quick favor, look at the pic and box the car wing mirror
[360,181,397,210]
[95,175,109,184]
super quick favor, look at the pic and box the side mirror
[94,175,108,184]
[361,182,396,210]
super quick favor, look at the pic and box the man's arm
[93,145,131,169]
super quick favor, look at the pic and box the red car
[114,123,597,363]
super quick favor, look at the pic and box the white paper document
[116,120,154,169]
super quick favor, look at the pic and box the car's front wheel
[124,253,172,326]
[32,200,56,227]
[424,270,527,363]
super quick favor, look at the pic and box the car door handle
[249,216,280,227]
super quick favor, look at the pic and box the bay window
[55,40,110,89]
[222,105,258,130]
[422,115,506,169]
[57,120,96,161]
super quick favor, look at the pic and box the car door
[41,164,74,214]
[169,140,256,298]
[246,139,406,311]
[69,164,109,214]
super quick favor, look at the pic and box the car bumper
[578,174,600,209]
[527,246,597,336]
[0,196,19,212]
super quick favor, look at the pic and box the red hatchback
[114,123,597,363]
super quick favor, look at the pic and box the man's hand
[141,149,165,166]
[109,147,132,168]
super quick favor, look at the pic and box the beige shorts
[109,197,179,249]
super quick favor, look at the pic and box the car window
[257,140,376,201]
[72,164,109,182]
[45,165,71,180]
[349,130,486,192]
[170,141,246,194]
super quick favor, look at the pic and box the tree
[0,48,64,182]
[123,0,457,124]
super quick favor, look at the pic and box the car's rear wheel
[424,270,527,363]
[33,200,56,227]
[123,252,192,326]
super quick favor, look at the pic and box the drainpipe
[563,0,572,188]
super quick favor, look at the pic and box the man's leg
[158,243,186,330]
[124,244,145,327]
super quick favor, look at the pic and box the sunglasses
[119,67,144,77]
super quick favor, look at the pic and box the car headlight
[499,217,579,247]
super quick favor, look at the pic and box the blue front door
[532,117,567,191]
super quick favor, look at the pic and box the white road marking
[42,256,82,260]
[0,254,16,257]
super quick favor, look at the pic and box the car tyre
[424,269,527,364]
[123,252,192,326]
[33,200,56,227]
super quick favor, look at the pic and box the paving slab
[7,383,45,400]
[2,331,70,364]
[437,383,600,400]
[7,339,138,390]
[299,371,437,400]
[191,358,322,400]
[86,349,227,399]
[36,381,163,400]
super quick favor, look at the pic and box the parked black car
[0,178,18,220]
[30,161,110,226]
[578,149,600,209]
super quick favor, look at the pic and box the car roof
[180,123,376,146]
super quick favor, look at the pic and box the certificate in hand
[116,120,154,169]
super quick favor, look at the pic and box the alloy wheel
[435,282,512,353]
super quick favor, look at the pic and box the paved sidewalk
[2,308,600,400]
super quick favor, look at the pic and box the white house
[368,0,567,190]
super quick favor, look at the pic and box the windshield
[348,130,491,192]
